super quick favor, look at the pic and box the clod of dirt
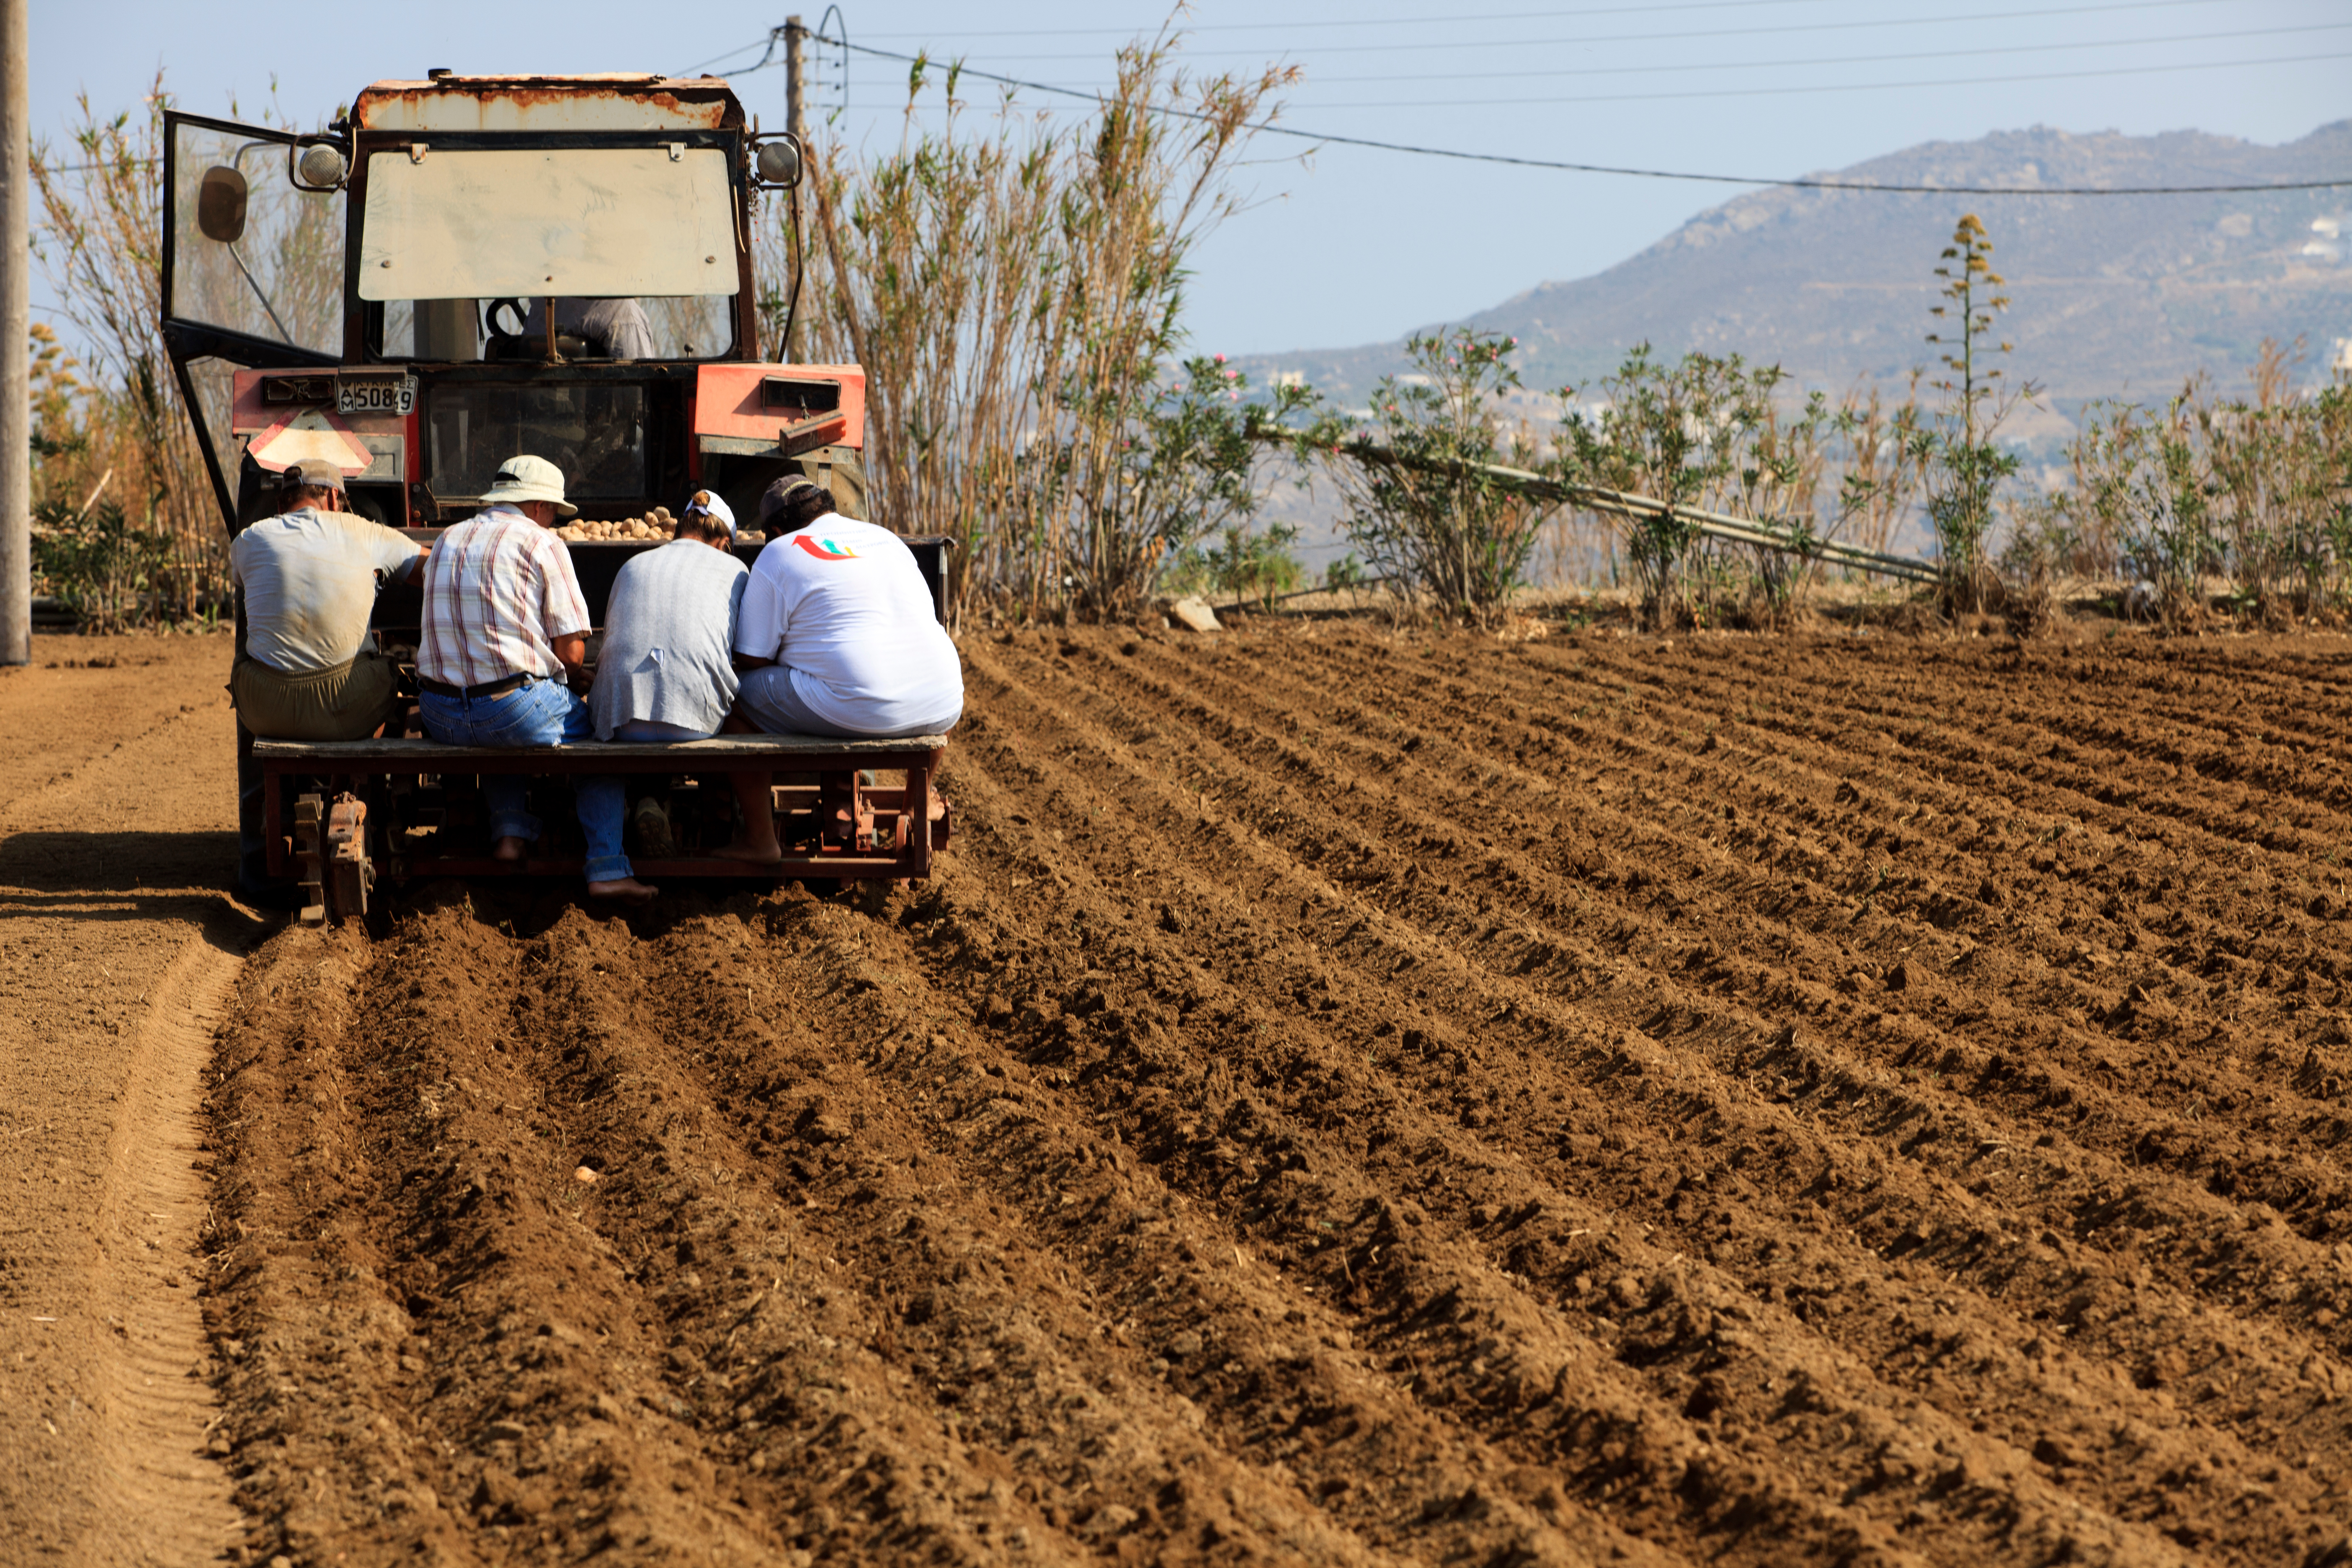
[1081,1503,1140,1539]
[2033,1434,2081,1469]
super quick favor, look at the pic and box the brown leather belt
[417,672,531,700]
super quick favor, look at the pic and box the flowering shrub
[1291,328,1552,626]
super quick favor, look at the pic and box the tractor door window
[168,118,344,356]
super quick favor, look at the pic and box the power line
[844,0,2259,61]
[831,21,2352,90]
[681,36,779,75]
[689,0,2243,75]
[1250,49,2352,106]
[847,0,2228,39]
[810,38,2352,193]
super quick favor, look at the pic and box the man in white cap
[577,490,775,887]
[414,454,655,897]
[230,459,427,903]
[232,460,425,740]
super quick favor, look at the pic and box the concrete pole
[784,15,805,146]
[0,0,26,666]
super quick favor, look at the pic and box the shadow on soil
[0,829,240,894]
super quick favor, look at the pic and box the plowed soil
[169,624,2352,1563]
[0,632,255,1565]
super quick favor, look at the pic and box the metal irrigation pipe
[1259,432,1942,586]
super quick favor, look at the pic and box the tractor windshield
[358,144,740,359]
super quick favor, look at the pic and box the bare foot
[587,877,659,905]
[712,836,784,865]
[492,835,529,862]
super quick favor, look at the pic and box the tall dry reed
[789,34,1292,624]
[31,77,222,620]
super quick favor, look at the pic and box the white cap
[681,489,735,535]
[481,454,578,518]
[279,462,346,492]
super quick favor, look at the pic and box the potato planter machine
[255,730,952,926]
[252,533,955,926]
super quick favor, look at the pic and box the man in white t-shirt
[732,477,963,738]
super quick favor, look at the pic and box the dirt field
[15,619,2352,1565]
[0,632,253,1564]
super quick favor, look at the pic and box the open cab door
[161,111,348,530]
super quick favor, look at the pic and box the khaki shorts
[230,650,401,741]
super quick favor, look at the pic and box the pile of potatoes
[552,508,766,547]
[555,508,673,542]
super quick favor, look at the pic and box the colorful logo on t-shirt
[792,536,860,561]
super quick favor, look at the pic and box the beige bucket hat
[481,454,578,518]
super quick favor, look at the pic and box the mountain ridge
[1239,120,2352,420]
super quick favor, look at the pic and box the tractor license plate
[337,374,417,417]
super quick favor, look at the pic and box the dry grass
[30,76,224,620]
[787,29,1294,625]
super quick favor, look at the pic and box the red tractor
[162,74,949,923]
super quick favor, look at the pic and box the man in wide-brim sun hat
[414,454,656,903]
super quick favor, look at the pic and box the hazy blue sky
[32,0,2351,356]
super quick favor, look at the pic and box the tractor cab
[160,73,861,542]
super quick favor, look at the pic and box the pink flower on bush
[1213,352,1227,365]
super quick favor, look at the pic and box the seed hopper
[253,536,954,925]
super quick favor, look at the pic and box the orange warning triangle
[247,407,374,477]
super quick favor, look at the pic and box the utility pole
[0,0,26,667]
[781,14,807,366]
[784,15,806,146]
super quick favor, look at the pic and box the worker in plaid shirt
[416,454,658,903]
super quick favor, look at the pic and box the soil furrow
[184,622,2352,1568]
[944,638,2316,1563]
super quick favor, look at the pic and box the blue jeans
[418,677,596,863]
[574,720,713,885]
